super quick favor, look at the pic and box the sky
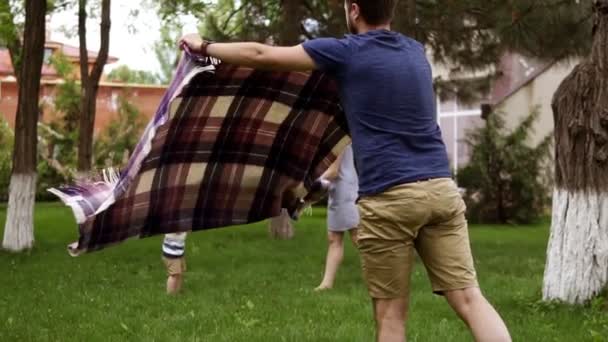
[49,2,199,73]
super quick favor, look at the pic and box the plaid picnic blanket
[50,52,350,255]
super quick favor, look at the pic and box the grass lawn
[0,203,606,341]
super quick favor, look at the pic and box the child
[162,232,187,294]
[315,144,359,291]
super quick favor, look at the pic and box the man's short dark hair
[347,0,397,25]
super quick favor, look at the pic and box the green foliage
[0,116,13,201]
[0,0,23,73]
[50,53,80,133]
[153,22,182,84]
[396,1,592,69]
[28,52,146,196]
[197,0,252,41]
[152,0,592,104]
[457,110,553,224]
[584,292,608,341]
[35,154,67,201]
[94,94,145,168]
[0,1,21,43]
[155,0,592,59]
[36,52,80,186]
[153,0,343,46]
[1,0,69,71]
[106,65,160,85]
[154,0,212,19]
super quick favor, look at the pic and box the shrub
[94,94,146,168]
[457,110,553,224]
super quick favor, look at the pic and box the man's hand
[179,33,206,54]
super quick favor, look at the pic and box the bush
[36,159,66,201]
[94,94,145,168]
[457,110,553,224]
[34,94,145,200]
[0,123,73,202]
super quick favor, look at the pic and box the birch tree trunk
[543,0,608,304]
[2,0,46,252]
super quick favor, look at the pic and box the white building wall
[496,61,578,146]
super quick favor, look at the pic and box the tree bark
[77,0,111,172]
[543,0,608,304]
[324,0,346,37]
[394,0,418,39]
[278,0,302,45]
[2,0,47,252]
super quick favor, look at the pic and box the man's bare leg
[373,297,409,342]
[444,287,511,342]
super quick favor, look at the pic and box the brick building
[0,40,166,133]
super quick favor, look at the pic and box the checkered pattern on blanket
[50,53,350,255]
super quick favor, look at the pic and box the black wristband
[200,40,213,56]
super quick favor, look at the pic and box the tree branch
[221,4,246,33]
[78,0,89,87]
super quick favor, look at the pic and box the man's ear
[351,3,361,21]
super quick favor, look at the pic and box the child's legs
[317,231,345,289]
[167,274,182,294]
[163,257,186,294]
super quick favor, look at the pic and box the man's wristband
[200,40,213,56]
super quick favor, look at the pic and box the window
[110,92,119,112]
[43,48,53,65]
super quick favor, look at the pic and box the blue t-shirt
[302,29,451,196]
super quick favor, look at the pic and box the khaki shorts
[163,256,187,276]
[357,178,478,298]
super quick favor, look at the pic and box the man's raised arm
[179,33,317,72]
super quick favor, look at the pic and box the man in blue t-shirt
[180,1,511,341]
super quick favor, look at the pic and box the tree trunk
[278,0,301,45]
[3,174,37,251]
[543,0,608,304]
[394,0,418,39]
[77,88,97,172]
[2,0,46,252]
[77,0,111,172]
[325,0,346,37]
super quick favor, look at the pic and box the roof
[0,76,167,90]
[490,53,555,106]
[0,40,118,77]
[47,40,119,63]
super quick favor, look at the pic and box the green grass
[0,203,606,341]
